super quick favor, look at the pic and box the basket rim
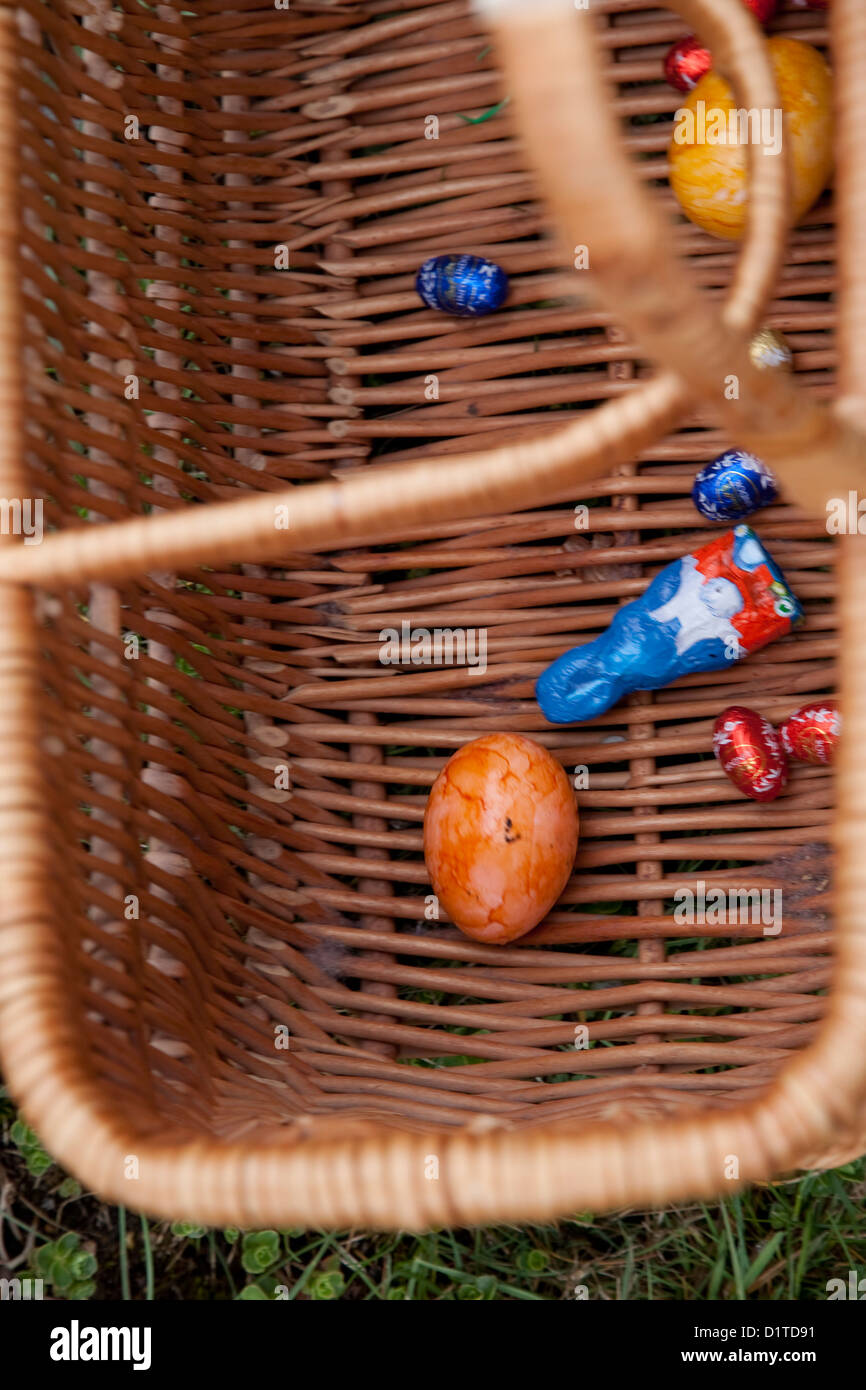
[2,0,866,1229]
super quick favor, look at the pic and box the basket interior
[24,0,836,1146]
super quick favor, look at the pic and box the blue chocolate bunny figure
[536,527,802,725]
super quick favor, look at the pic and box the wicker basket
[1,0,865,1231]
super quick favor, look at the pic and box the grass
[2,1091,863,1300]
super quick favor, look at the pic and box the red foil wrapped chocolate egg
[779,699,839,765]
[664,36,711,93]
[744,0,778,20]
[665,5,778,93]
[713,705,788,802]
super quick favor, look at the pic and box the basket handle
[487,0,866,493]
[0,0,844,588]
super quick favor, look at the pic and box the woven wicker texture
[2,0,866,1228]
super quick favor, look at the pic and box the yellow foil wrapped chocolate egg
[669,38,833,241]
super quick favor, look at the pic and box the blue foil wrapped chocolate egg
[692,450,778,522]
[416,254,508,317]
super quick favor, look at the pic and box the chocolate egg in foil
[744,0,778,20]
[779,699,840,765]
[416,254,509,317]
[664,36,711,93]
[713,705,789,802]
[693,450,779,522]
[749,327,794,372]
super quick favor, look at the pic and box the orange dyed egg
[423,733,579,945]
[669,38,833,241]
